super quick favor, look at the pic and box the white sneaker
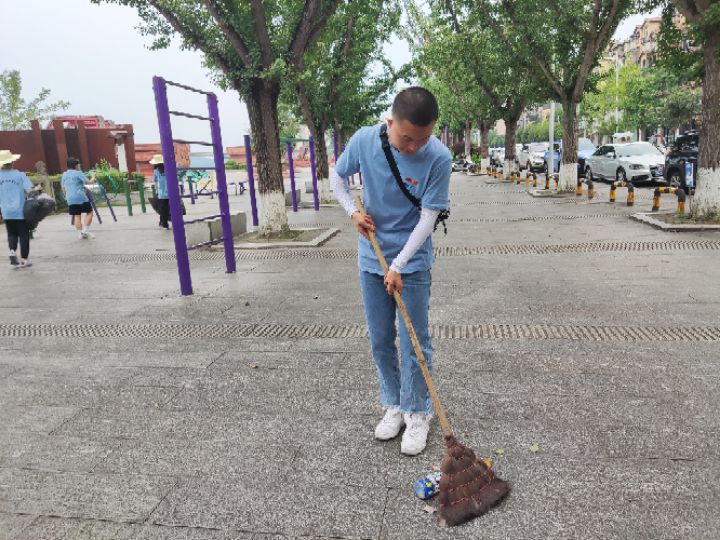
[374,408,404,441]
[78,231,86,239]
[401,413,431,456]
[83,231,95,239]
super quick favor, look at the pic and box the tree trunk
[559,100,580,192]
[313,128,332,203]
[478,119,490,170]
[464,120,472,158]
[246,78,288,234]
[504,117,518,180]
[693,30,720,218]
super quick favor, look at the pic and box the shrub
[224,159,246,170]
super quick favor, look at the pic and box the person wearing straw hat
[149,154,170,229]
[331,87,451,456]
[0,149,39,268]
[61,157,95,239]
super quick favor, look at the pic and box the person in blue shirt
[0,149,40,268]
[150,154,169,229]
[61,157,95,239]
[332,88,451,456]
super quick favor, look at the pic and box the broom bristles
[437,435,510,527]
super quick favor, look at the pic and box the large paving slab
[1,171,720,539]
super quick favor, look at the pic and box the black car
[664,132,698,191]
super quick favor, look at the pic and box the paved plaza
[2,171,720,539]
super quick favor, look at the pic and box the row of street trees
[98,0,719,221]
[409,0,719,218]
[95,0,402,235]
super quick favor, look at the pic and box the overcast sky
[5,0,659,145]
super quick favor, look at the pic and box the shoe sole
[9,256,19,266]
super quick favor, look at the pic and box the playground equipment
[652,186,686,214]
[153,76,236,296]
[609,181,635,206]
[178,168,214,204]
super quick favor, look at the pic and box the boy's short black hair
[154,163,165,173]
[67,157,80,169]
[391,87,439,127]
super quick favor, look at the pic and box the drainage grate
[454,213,634,224]
[1,323,718,342]
[64,240,720,264]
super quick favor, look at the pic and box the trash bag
[24,193,56,230]
[148,197,186,217]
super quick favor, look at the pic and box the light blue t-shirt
[61,169,89,205]
[153,169,168,199]
[336,124,451,275]
[0,170,33,220]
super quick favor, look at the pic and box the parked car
[517,144,531,170]
[526,142,549,172]
[584,142,665,184]
[543,138,597,177]
[664,132,698,191]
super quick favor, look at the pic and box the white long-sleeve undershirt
[330,170,358,217]
[331,169,439,274]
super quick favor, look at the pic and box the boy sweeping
[331,87,451,456]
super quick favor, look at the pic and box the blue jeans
[359,270,433,414]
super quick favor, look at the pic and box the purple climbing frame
[153,76,236,297]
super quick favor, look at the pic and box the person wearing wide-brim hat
[149,154,170,229]
[0,150,38,268]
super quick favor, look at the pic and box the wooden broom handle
[354,196,452,438]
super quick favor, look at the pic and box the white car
[584,142,665,184]
[526,143,549,172]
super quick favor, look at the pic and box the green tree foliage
[0,70,70,130]
[482,0,638,189]
[581,63,701,140]
[282,0,402,188]
[92,0,341,234]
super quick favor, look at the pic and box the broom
[354,196,510,527]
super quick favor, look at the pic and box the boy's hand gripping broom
[354,196,510,526]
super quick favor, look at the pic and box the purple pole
[207,92,236,274]
[333,131,338,162]
[287,141,298,212]
[243,134,259,227]
[153,76,193,296]
[309,136,320,211]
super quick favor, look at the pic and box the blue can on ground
[414,471,442,499]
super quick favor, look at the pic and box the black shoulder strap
[380,124,420,210]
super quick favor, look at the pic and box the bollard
[652,187,686,214]
[610,182,635,206]
[137,176,146,213]
[525,172,531,187]
[533,173,538,188]
[576,178,594,199]
[124,174,133,216]
[515,172,521,185]
[544,173,550,190]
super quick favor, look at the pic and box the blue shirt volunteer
[0,170,33,220]
[335,124,451,275]
[61,169,90,205]
[153,169,168,199]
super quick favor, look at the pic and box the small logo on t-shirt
[405,177,418,186]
